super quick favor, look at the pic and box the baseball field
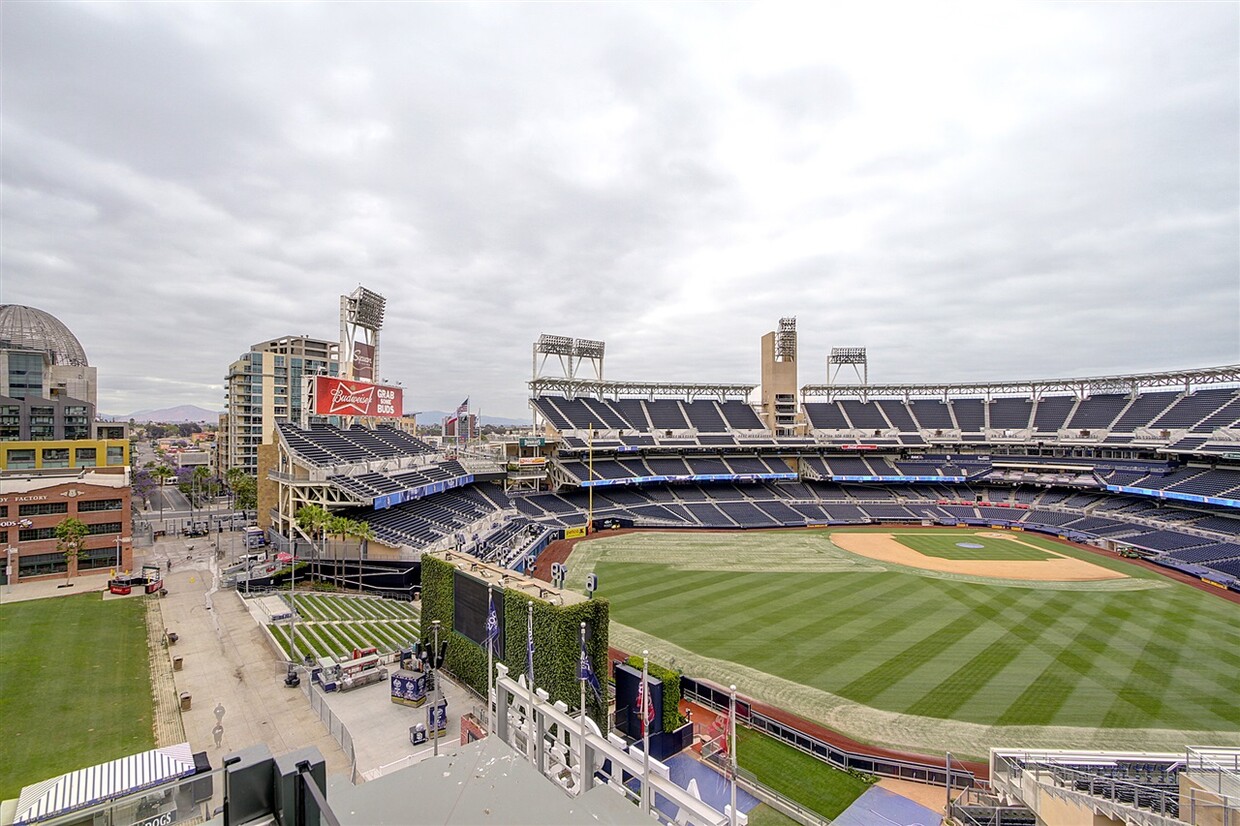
[566,527,1240,756]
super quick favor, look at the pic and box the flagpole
[579,621,588,797]
[641,650,651,816]
[587,424,594,534]
[527,601,536,764]
[487,584,495,735]
[729,684,738,826]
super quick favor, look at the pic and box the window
[19,527,56,542]
[0,405,20,441]
[8,351,44,399]
[106,446,125,466]
[0,506,6,517]
[41,448,70,468]
[6,449,35,469]
[0,531,6,543]
[80,547,117,570]
[29,406,55,440]
[78,498,122,512]
[86,522,122,536]
[18,552,66,577]
[72,447,97,467]
[20,502,69,517]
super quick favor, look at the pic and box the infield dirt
[831,530,1127,581]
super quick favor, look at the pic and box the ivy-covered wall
[626,655,684,733]
[421,555,610,727]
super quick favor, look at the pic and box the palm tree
[292,504,330,662]
[326,514,352,587]
[345,519,375,593]
[54,517,90,584]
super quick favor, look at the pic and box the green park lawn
[0,592,154,800]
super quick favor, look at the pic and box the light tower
[760,317,799,435]
[340,286,387,381]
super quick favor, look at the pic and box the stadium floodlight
[535,334,576,356]
[775,317,797,362]
[573,338,606,360]
[830,347,867,365]
[346,286,387,331]
[829,347,868,385]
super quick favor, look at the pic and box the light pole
[432,619,442,758]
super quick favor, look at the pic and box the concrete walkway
[153,546,353,779]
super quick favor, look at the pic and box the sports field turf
[267,593,421,660]
[0,593,154,800]
[736,727,873,819]
[893,532,1053,561]
[581,529,1240,738]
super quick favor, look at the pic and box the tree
[295,504,330,557]
[346,519,375,593]
[132,468,156,508]
[150,464,174,519]
[54,517,90,583]
[229,471,257,511]
[326,514,352,585]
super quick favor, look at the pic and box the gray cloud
[1,2,1235,417]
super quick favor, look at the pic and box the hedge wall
[421,555,610,727]
[626,655,684,733]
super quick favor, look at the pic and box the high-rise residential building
[223,336,339,474]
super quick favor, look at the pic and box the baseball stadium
[260,314,1240,795]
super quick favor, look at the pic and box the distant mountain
[116,405,222,424]
[416,410,529,427]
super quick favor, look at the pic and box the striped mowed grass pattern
[892,531,1054,561]
[591,529,1240,732]
[268,593,420,660]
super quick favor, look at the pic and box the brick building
[2,471,132,583]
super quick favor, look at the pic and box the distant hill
[114,405,222,424]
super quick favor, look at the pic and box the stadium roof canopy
[801,364,1240,402]
[529,377,756,401]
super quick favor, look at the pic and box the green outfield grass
[893,531,1054,561]
[587,529,1240,732]
[0,593,154,800]
[737,727,874,819]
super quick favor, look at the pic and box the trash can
[173,656,183,672]
[179,692,191,711]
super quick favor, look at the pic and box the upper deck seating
[646,399,690,430]
[1032,396,1076,432]
[839,400,891,430]
[1110,391,1179,431]
[988,397,1034,430]
[908,400,955,430]
[952,399,986,432]
[1151,388,1237,429]
[868,400,914,431]
[1067,394,1130,430]
[803,402,849,429]
[720,400,765,429]
[683,400,728,432]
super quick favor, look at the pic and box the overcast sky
[2,2,1237,418]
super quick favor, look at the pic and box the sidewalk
[154,550,353,779]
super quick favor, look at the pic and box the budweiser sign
[313,377,402,418]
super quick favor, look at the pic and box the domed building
[0,304,97,414]
[0,305,131,585]
[0,304,90,366]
